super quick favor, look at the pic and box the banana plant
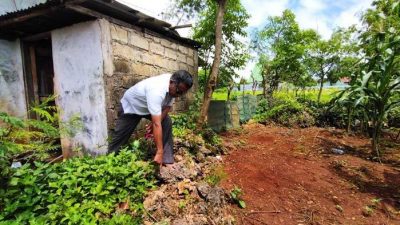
[352,50,400,158]
[346,0,400,159]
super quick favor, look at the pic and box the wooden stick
[245,210,282,216]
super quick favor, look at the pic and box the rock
[144,185,168,211]
[177,179,195,195]
[199,146,212,155]
[197,183,226,207]
[172,215,208,225]
[196,152,206,162]
[332,196,340,205]
[195,202,208,214]
[159,162,198,183]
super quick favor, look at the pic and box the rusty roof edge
[0,0,62,19]
[89,0,201,48]
[0,0,201,48]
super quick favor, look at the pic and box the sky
[116,0,373,79]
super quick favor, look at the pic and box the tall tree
[197,0,227,127]
[306,28,356,104]
[166,0,249,127]
[251,10,317,100]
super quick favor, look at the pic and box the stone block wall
[104,22,198,130]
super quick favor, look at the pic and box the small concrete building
[0,0,199,157]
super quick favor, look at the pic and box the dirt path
[221,123,400,225]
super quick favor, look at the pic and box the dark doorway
[22,36,55,119]
[22,36,61,157]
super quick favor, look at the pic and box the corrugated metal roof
[0,0,200,48]
[0,0,51,16]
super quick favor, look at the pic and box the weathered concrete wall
[0,39,27,118]
[52,21,108,156]
[104,22,199,129]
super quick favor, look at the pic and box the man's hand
[153,152,163,165]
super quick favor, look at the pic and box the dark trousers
[108,113,174,164]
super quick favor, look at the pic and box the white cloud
[335,1,372,28]
[295,9,331,39]
[243,0,290,28]
[298,0,327,12]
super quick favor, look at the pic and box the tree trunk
[372,120,382,160]
[346,107,352,133]
[227,82,234,101]
[197,0,227,128]
[262,77,267,98]
[317,75,324,104]
[252,81,257,95]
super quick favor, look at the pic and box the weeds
[205,165,227,187]
[230,186,246,209]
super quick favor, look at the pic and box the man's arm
[161,106,171,120]
[150,106,171,165]
[151,114,163,165]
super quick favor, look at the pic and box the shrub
[0,96,83,183]
[388,107,400,128]
[201,128,222,146]
[253,97,315,127]
[0,150,155,224]
[171,92,202,132]
[0,112,60,183]
[255,98,269,115]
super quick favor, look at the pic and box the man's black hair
[171,70,193,88]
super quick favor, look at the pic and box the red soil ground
[221,123,400,225]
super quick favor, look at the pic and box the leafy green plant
[0,96,84,183]
[346,0,400,158]
[230,186,246,208]
[388,107,400,128]
[171,92,202,132]
[0,150,155,224]
[255,98,269,115]
[253,96,315,127]
[205,165,227,187]
[201,128,221,146]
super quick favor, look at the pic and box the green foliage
[0,150,155,224]
[306,27,358,104]
[255,98,269,115]
[205,165,227,187]
[251,10,319,98]
[171,92,202,136]
[191,0,250,88]
[0,96,83,182]
[332,0,400,157]
[254,96,315,128]
[0,113,59,182]
[166,0,250,109]
[388,107,400,128]
[212,89,262,100]
[201,128,221,146]
[230,186,246,209]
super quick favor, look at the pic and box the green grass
[212,88,339,103]
[212,90,262,100]
[274,88,340,103]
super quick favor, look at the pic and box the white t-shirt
[121,73,174,115]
